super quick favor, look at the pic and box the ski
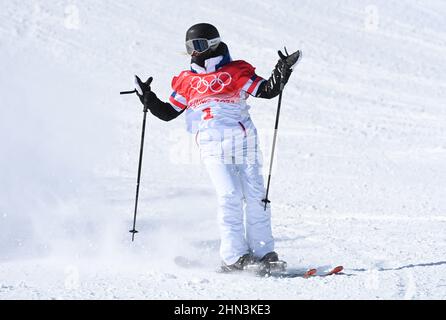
[217,263,344,278]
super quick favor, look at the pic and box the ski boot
[257,252,287,276]
[220,253,255,273]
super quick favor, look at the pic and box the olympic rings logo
[190,72,232,94]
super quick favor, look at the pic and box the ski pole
[120,88,147,241]
[262,49,301,211]
[130,101,149,241]
[262,80,285,211]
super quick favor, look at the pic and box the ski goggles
[186,37,221,56]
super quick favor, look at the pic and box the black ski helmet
[186,23,220,42]
[185,23,221,56]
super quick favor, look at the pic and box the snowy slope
[1,0,446,299]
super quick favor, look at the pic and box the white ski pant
[199,122,274,265]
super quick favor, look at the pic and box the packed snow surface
[1,0,445,299]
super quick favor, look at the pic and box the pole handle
[120,89,137,95]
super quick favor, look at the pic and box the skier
[134,23,300,272]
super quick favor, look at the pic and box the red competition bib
[171,60,259,109]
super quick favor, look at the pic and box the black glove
[134,75,185,121]
[135,75,155,109]
[276,48,302,86]
[256,48,302,99]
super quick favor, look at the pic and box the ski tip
[327,266,344,275]
[303,268,317,278]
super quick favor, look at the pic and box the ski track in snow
[0,0,445,299]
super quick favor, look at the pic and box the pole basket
[129,229,139,242]
[262,198,271,211]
